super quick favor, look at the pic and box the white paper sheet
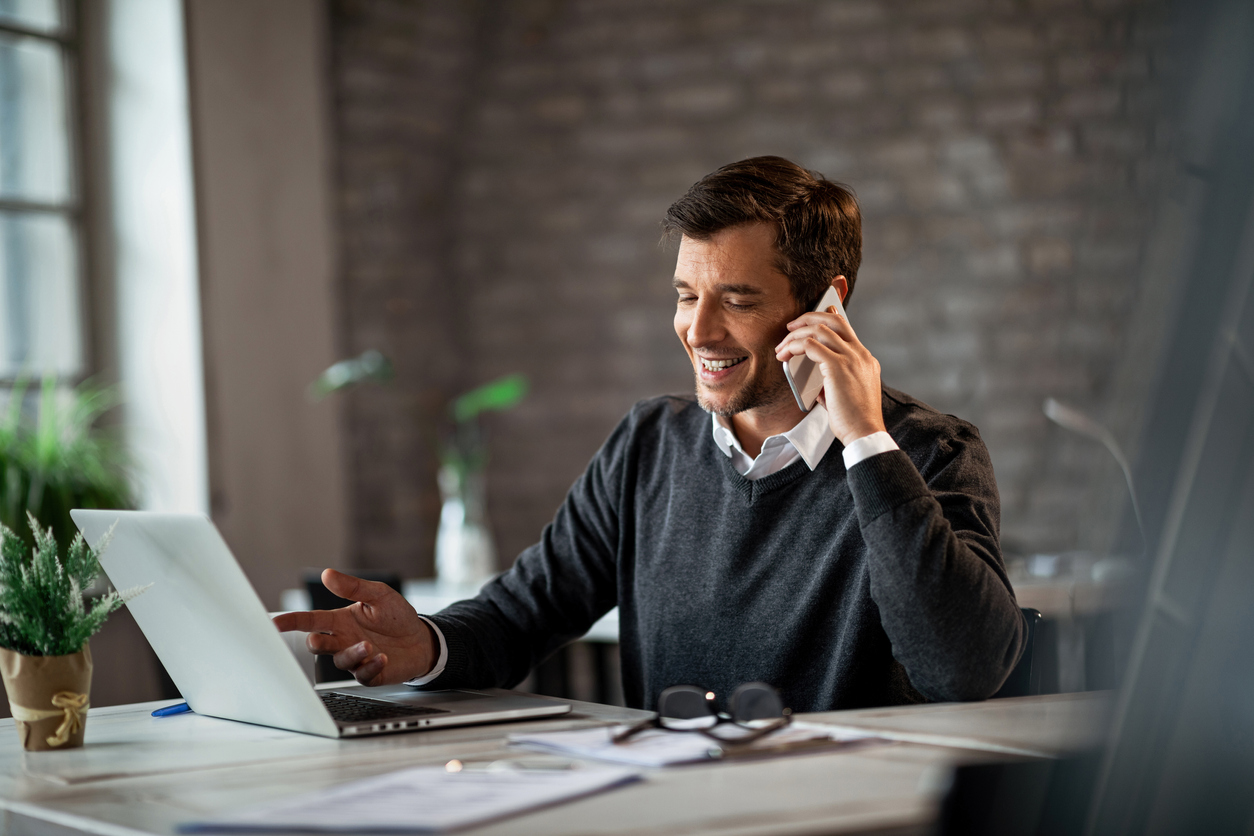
[179,764,641,833]
[511,722,884,768]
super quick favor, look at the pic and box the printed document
[180,764,640,833]
[511,722,886,768]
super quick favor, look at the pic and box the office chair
[991,607,1043,698]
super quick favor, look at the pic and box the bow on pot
[10,690,89,747]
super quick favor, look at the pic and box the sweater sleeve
[848,430,1027,702]
[415,413,629,690]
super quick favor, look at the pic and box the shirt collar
[709,404,837,471]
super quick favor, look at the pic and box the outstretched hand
[272,569,437,686]
[775,304,886,446]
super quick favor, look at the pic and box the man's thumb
[321,568,392,605]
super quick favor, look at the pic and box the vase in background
[435,374,528,588]
[435,463,496,587]
[0,645,92,751]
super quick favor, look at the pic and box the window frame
[0,0,91,385]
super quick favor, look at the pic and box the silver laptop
[70,510,571,738]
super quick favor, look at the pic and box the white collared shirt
[711,402,899,479]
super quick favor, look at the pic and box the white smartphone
[783,285,849,413]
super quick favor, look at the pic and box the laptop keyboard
[320,691,449,722]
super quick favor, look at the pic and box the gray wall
[186,0,348,608]
[330,0,1172,575]
[9,0,349,716]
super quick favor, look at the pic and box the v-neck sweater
[425,388,1026,712]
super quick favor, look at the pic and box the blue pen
[152,702,192,717]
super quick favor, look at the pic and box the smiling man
[276,156,1027,712]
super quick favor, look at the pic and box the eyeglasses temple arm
[700,714,792,745]
[611,715,658,744]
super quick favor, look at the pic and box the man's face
[672,223,802,417]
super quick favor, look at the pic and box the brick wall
[330,0,1170,575]
[329,0,484,574]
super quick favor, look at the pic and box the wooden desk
[0,690,1109,836]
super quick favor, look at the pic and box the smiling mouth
[700,356,748,371]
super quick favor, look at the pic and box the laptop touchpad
[399,690,484,705]
[341,687,487,706]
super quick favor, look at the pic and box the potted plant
[308,354,527,588]
[0,375,132,553]
[435,374,528,587]
[0,515,141,751]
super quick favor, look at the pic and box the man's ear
[833,276,849,304]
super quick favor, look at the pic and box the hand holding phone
[782,285,849,412]
[776,284,886,445]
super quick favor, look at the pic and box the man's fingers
[273,610,339,634]
[306,631,355,656]
[321,568,397,606]
[333,640,374,672]
[786,309,855,338]
[777,325,843,360]
[330,640,387,686]
[799,337,841,367]
[355,654,388,686]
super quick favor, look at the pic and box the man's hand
[271,569,437,686]
[775,305,886,446]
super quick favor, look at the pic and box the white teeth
[701,357,746,371]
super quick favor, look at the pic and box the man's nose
[686,298,726,347]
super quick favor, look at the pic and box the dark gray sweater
[426,388,1026,712]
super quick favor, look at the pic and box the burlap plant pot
[0,645,92,751]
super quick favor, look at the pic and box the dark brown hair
[663,156,862,308]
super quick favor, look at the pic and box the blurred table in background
[1006,554,1136,694]
[1008,553,1134,619]
[283,560,1135,703]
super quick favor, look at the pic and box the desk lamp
[1042,398,1146,566]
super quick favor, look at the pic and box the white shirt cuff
[403,616,448,686]
[842,431,899,469]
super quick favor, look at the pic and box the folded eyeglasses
[612,681,792,745]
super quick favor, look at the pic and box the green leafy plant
[0,376,132,553]
[0,515,142,656]
[442,374,529,479]
[450,374,528,425]
[306,353,527,476]
[435,375,528,583]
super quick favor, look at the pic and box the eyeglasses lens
[657,685,713,720]
[729,682,784,722]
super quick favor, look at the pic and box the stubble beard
[694,359,794,417]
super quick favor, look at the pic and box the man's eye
[677,296,696,304]
[727,301,753,311]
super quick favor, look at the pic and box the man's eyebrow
[671,278,765,295]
